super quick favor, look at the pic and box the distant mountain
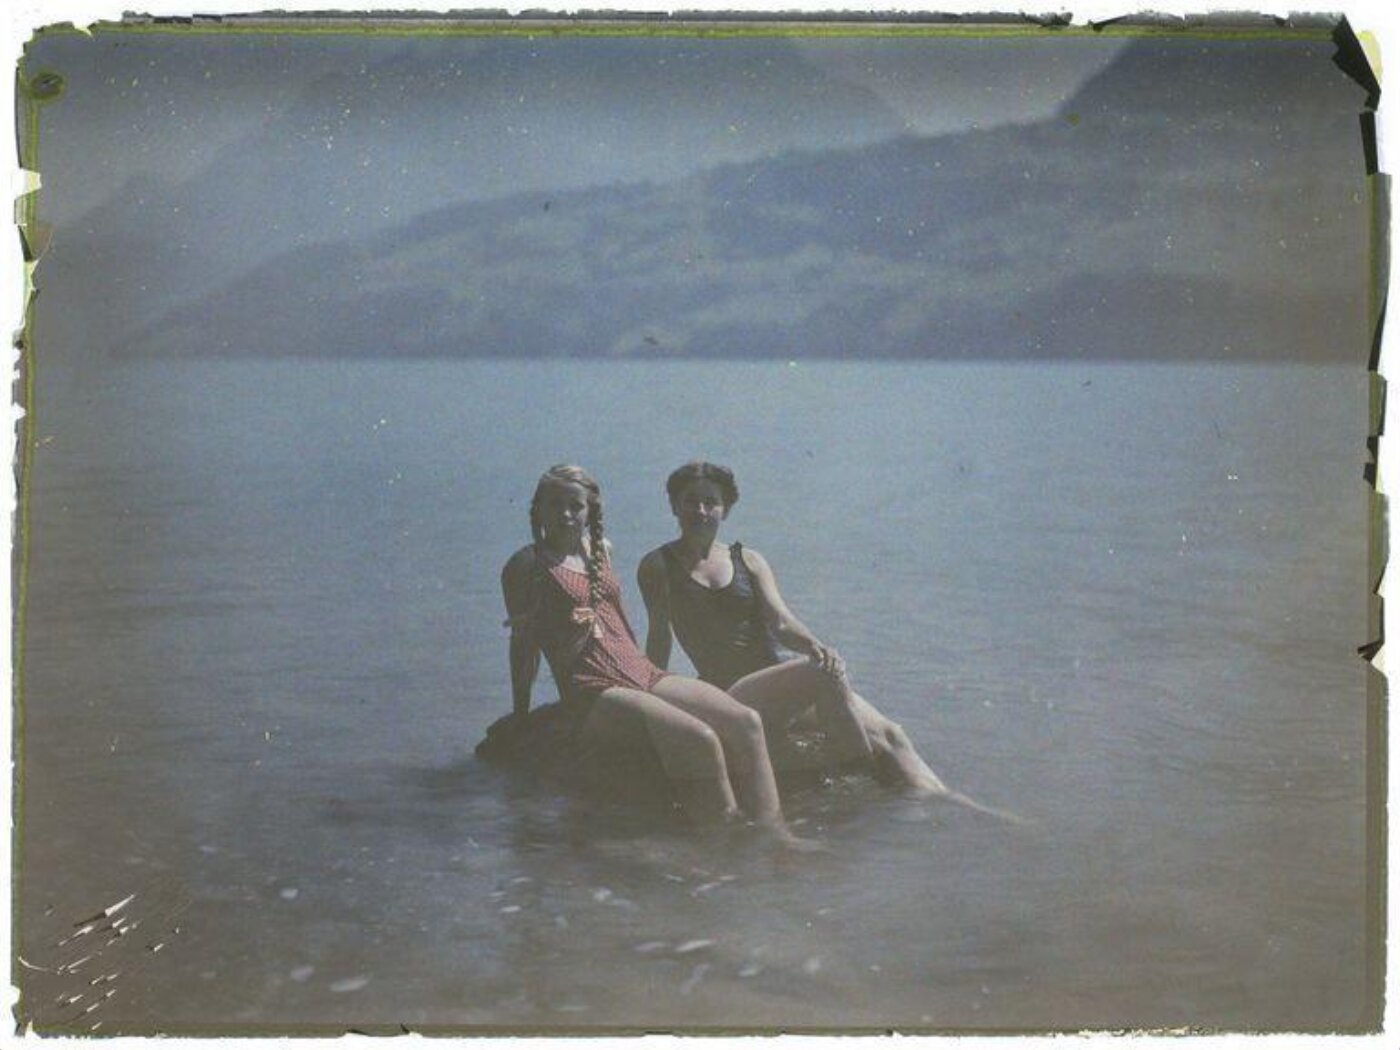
[96,36,1373,363]
[35,34,907,350]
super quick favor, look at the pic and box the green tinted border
[27,12,1341,42]
[9,11,1382,1037]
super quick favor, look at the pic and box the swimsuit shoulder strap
[729,541,750,581]
[530,544,583,609]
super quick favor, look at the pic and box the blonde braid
[586,495,607,611]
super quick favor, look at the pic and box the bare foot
[907,786,1028,825]
[762,823,829,853]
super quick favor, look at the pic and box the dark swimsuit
[662,541,781,690]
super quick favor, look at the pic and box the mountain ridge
[62,35,1374,364]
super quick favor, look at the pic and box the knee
[796,661,835,694]
[679,722,727,768]
[808,666,856,710]
[723,705,768,746]
[875,718,912,753]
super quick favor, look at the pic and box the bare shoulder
[737,544,773,576]
[501,544,537,587]
[638,545,668,576]
[637,546,669,589]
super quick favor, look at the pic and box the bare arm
[501,547,541,719]
[636,548,674,669]
[743,547,844,677]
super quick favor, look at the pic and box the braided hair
[530,464,609,613]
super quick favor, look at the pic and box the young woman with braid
[638,461,1012,818]
[499,465,817,848]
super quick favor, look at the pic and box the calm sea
[16,359,1374,1032]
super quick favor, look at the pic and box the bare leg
[728,659,951,790]
[850,696,1023,821]
[649,675,820,850]
[580,686,739,825]
[726,659,872,765]
[729,664,1021,820]
[847,693,947,794]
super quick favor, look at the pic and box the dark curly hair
[665,461,739,510]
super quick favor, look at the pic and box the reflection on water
[16,361,1372,1032]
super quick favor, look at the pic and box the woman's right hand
[809,642,846,681]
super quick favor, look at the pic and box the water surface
[16,359,1373,1032]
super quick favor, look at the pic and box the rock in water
[474,701,674,807]
[475,700,853,806]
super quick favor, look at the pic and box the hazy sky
[18,23,1372,365]
[794,36,1130,135]
[25,28,1130,223]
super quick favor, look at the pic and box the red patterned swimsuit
[532,548,669,703]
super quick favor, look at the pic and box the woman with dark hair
[498,464,817,847]
[639,461,1005,815]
